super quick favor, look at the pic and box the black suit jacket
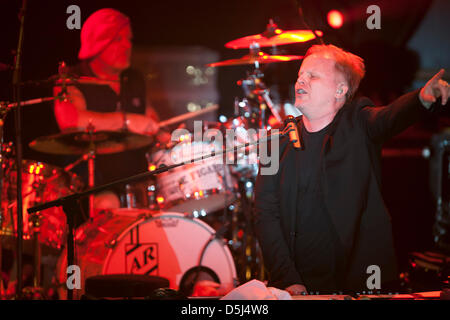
[254,89,431,291]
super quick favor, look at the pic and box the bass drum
[56,210,237,299]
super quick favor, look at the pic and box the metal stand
[233,63,282,281]
[86,124,96,219]
[12,0,28,298]
[430,131,450,252]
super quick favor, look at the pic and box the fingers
[438,79,449,105]
[430,68,445,84]
[421,69,448,107]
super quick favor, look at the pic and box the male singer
[254,44,449,295]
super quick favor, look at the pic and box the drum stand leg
[238,177,266,283]
[18,212,46,300]
[31,214,40,289]
[87,151,95,219]
[0,236,4,299]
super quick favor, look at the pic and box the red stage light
[327,10,344,29]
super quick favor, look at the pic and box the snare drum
[148,140,237,216]
[56,211,237,299]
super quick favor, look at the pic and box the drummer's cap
[78,8,130,60]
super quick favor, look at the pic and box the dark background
[1,0,449,275]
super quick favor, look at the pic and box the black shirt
[294,122,343,293]
[67,62,149,190]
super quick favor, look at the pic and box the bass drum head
[56,211,237,299]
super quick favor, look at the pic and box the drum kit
[0,20,321,299]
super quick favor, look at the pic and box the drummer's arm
[53,86,159,134]
[145,102,160,122]
[145,102,172,144]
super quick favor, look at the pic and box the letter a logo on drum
[126,243,159,275]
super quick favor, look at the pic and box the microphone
[283,115,301,149]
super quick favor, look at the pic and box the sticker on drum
[56,211,237,299]
[149,141,237,215]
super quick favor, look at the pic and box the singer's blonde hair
[305,44,365,100]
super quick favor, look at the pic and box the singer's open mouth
[296,88,308,94]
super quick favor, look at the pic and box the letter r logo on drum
[66,265,81,290]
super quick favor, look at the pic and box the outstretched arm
[359,69,449,142]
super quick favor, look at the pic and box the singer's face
[97,25,133,72]
[294,53,343,118]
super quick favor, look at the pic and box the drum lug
[138,212,152,220]
[183,212,194,219]
[105,239,117,248]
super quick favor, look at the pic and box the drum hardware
[429,131,450,253]
[236,69,283,129]
[105,239,117,249]
[29,211,42,290]
[0,88,81,298]
[28,129,285,298]
[124,184,137,209]
[1,159,83,250]
[146,184,160,211]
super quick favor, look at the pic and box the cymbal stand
[19,173,46,299]
[237,67,282,130]
[0,104,6,298]
[12,0,28,297]
[86,123,96,219]
[235,56,283,281]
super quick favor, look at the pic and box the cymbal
[21,75,119,87]
[55,76,119,86]
[207,51,303,67]
[225,29,322,49]
[29,130,154,155]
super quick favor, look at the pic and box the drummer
[54,8,162,212]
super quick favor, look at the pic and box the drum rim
[56,211,238,298]
[102,211,237,283]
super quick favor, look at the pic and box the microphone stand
[12,0,27,298]
[27,131,286,299]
